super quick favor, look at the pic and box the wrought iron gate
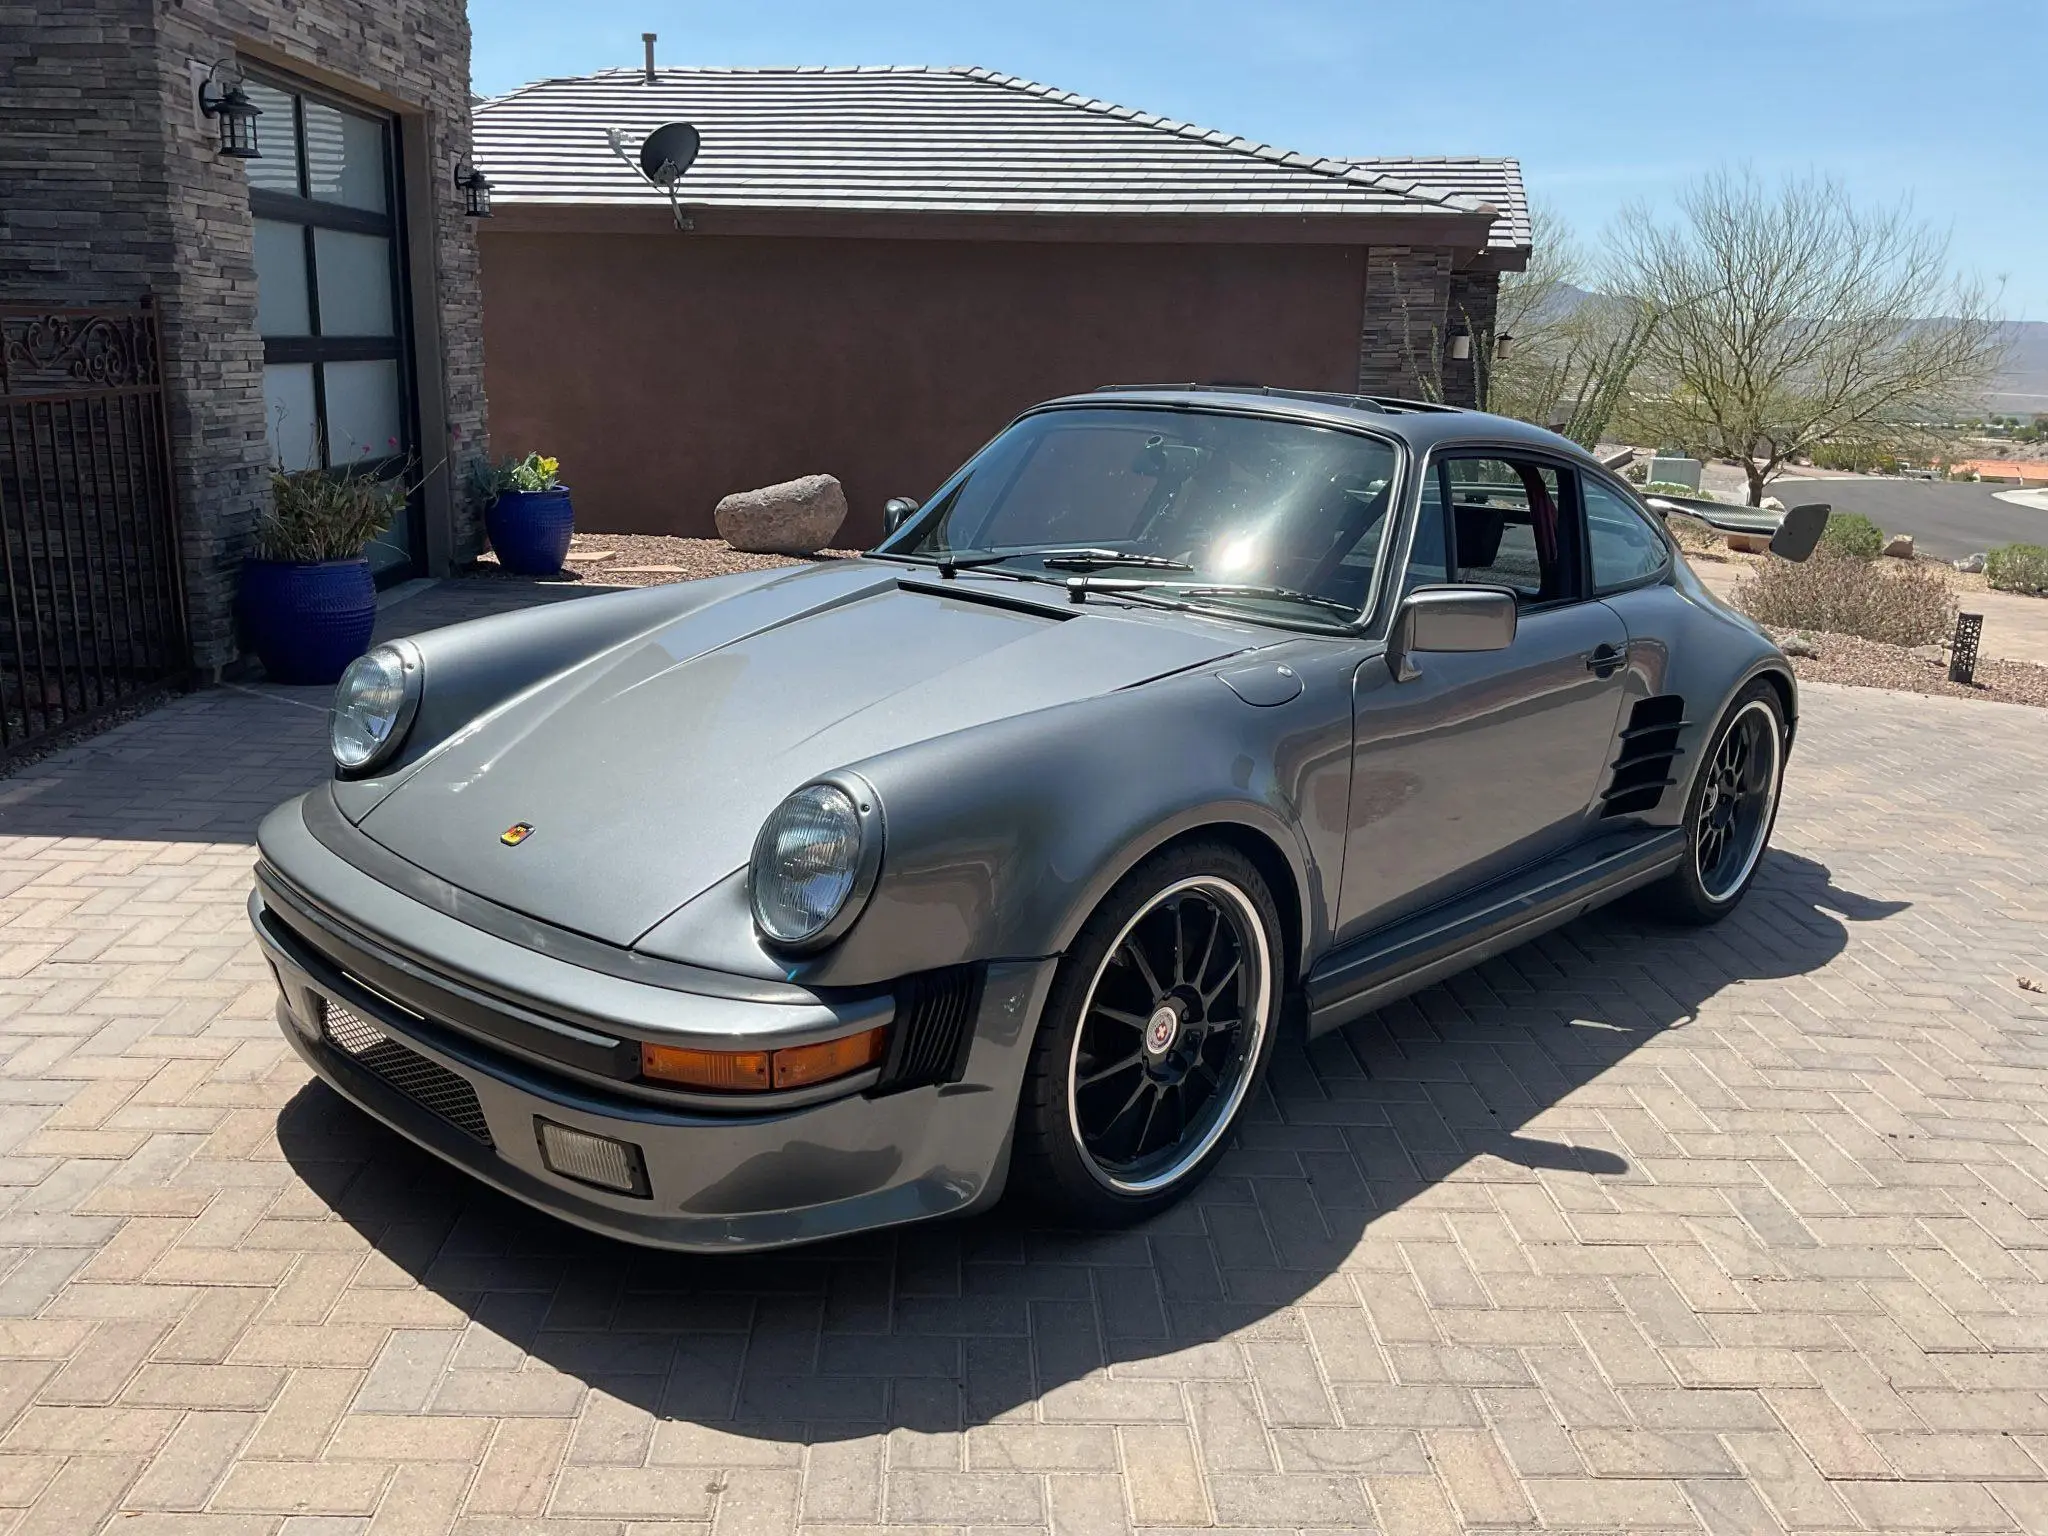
[0,301,190,758]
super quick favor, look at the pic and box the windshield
[886,407,1403,626]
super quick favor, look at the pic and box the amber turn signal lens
[639,1026,888,1093]
[639,1043,770,1090]
[771,1026,887,1089]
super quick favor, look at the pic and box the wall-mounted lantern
[197,62,262,158]
[1446,328,1473,361]
[455,163,493,218]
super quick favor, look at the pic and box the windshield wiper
[1036,548,1195,572]
[1063,577,1360,623]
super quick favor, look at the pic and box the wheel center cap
[1143,1004,1180,1057]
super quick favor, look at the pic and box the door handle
[1586,643,1626,677]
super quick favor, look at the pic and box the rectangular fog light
[535,1119,650,1198]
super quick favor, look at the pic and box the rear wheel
[1650,680,1786,923]
[1016,842,1281,1224]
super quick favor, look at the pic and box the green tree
[1610,170,2008,505]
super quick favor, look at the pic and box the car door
[1335,449,1631,941]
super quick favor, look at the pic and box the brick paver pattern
[1,582,2045,1535]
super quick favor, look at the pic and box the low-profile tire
[1648,679,1787,924]
[1015,840,1283,1226]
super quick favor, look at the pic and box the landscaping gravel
[1765,626,2048,709]
[470,533,859,587]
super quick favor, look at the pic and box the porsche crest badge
[500,822,535,847]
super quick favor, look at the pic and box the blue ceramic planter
[487,487,575,575]
[240,557,377,686]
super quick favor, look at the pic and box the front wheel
[1649,680,1787,924]
[1015,842,1282,1224]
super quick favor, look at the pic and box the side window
[1584,478,1671,592]
[1401,462,1451,597]
[1441,456,1573,605]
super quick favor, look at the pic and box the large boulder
[714,474,847,554]
[1882,533,1916,559]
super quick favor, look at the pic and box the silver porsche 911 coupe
[252,386,1828,1250]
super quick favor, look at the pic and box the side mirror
[1768,503,1830,562]
[882,496,921,537]
[1387,585,1518,683]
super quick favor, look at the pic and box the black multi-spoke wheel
[1650,681,1787,924]
[1016,843,1280,1221]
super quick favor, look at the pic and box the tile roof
[1346,157,1530,255]
[471,66,1502,235]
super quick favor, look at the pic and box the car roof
[1035,385,1594,460]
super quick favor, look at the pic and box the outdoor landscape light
[749,780,881,949]
[455,163,493,218]
[197,63,262,158]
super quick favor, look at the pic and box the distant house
[471,66,1529,541]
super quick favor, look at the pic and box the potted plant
[474,451,573,576]
[240,461,409,686]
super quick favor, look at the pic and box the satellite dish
[638,122,700,185]
[602,122,702,230]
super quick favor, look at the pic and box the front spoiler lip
[271,996,988,1254]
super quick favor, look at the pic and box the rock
[1909,643,1946,665]
[1882,533,1915,559]
[1725,532,1772,554]
[1761,496,1785,512]
[1955,552,1987,573]
[714,474,847,554]
[1781,633,1820,658]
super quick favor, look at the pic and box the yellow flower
[538,456,559,478]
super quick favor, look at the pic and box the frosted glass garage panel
[241,81,299,194]
[313,228,394,335]
[303,102,387,212]
[262,364,318,470]
[322,359,403,463]
[252,220,310,336]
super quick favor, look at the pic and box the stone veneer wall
[0,0,487,669]
[1354,247,1499,411]
[1443,268,1500,412]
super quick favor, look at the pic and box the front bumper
[253,793,1056,1252]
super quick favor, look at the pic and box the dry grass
[1666,513,1728,559]
[1733,551,1956,647]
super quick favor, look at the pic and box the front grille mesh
[321,999,494,1146]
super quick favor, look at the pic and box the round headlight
[750,782,878,948]
[330,643,420,773]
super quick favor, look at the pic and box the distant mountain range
[1989,321,2048,415]
[1529,287,2048,416]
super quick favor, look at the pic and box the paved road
[1776,477,2047,560]
[2,579,2046,1535]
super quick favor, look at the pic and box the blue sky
[471,0,2048,317]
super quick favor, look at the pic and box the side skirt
[1303,828,1687,1037]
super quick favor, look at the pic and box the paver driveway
[2,580,2046,1536]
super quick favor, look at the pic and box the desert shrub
[1734,551,1955,646]
[1623,460,1649,483]
[1984,543,2048,595]
[1643,481,1717,501]
[1810,442,1902,475]
[1819,511,1885,559]
[1665,513,1724,556]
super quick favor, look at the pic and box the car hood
[359,563,1262,946]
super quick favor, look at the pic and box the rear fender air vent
[1600,694,1689,817]
[872,965,983,1096]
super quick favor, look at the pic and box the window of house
[243,74,417,577]
[1583,478,1671,592]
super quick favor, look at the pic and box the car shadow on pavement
[274,847,1906,1445]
